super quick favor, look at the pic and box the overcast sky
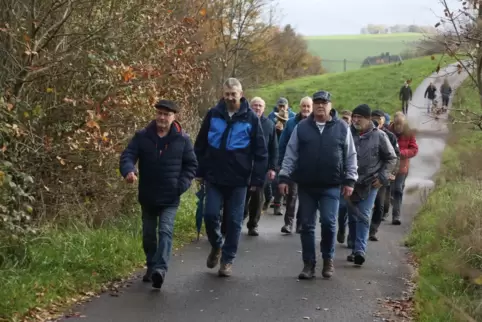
[276,0,462,35]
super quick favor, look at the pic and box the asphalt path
[60,64,467,322]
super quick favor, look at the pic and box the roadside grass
[0,192,197,321]
[304,33,423,73]
[249,55,452,116]
[407,80,482,321]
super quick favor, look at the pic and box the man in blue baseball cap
[278,90,358,279]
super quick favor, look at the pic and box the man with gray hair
[194,78,268,277]
[276,96,313,234]
[243,97,278,236]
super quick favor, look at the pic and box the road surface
[61,64,467,322]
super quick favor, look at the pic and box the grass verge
[406,80,482,321]
[249,55,452,116]
[0,192,197,321]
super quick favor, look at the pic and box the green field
[304,33,423,73]
[407,80,482,321]
[249,55,450,116]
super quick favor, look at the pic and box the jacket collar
[146,120,182,142]
[215,97,250,118]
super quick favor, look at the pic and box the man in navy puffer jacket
[120,99,198,289]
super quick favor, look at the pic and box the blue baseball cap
[312,90,331,102]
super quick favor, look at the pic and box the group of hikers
[399,78,453,115]
[119,77,419,289]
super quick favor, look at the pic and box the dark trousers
[442,95,449,107]
[370,185,387,235]
[402,100,409,114]
[284,182,299,227]
[244,186,265,229]
[383,184,391,216]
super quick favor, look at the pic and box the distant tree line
[360,24,437,35]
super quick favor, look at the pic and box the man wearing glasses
[278,90,358,279]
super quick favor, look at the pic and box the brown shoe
[322,259,334,278]
[206,248,221,269]
[218,262,232,277]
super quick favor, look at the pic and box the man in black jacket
[119,99,198,289]
[399,82,412,115]
[424,82,437,113]
[244,97,278,236]
[194,78,268,277]
[369,110,400,241]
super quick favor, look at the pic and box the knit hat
[352,104,371,118]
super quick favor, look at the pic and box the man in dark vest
[278,90,358,280]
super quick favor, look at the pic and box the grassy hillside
[305,33,423,73]
[249,55,449,116]
[407,81,482,321]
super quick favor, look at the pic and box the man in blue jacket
[279,90,358,279]
[119,100,198,289]
[243,97,278,236]
[277,96,313,234]
[194,78,268,277]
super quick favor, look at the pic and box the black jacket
[194,98,268,187]
[399,85,412,101]
[260,116,278,172]
[119,120,198,207]
[424,85,437,99]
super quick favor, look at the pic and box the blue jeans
[338,194,348,232]
[299,187,340,264]
[347,188,379,256]
[204,182,247,264]
[141,205,178,272]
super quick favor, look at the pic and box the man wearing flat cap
[278,90,358,280]
[346,104,397,266]
[119,99,198,289]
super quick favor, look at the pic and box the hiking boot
[218,263,232,277]
[281,224,292,234]
[369,225,379,241]
[392,218,401,225]
[381,212,388,221]
[295,223,301,234]
[322,259,334,278]
[273,205,283,216]
[354,253,365,266]
[347,253,355,262]
[337,228,346,244]
[206,247,221,269]
[298,262,315,280]
[151,269,165,289]
[248,227,259,236]
[142,267,153,282]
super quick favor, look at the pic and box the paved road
[61,65,467,322]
